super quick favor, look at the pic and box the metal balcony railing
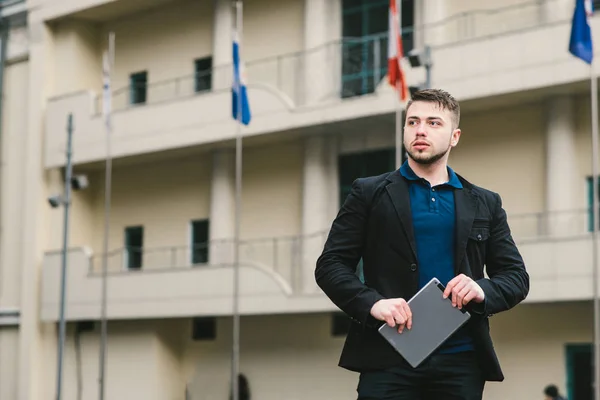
[92,0,568,113]
[89,230,330,292]
[87,208,597,279]
[508,208,594,242]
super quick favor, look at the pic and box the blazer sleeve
[475,193,530,316]
[315,178,385,325]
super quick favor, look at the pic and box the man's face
[404,101,461,165]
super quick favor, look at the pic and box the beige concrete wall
[88,155,211,270]
[102,0,212,108]
[574,93,600,210]
[52,20,102,96]
[423,0,553,46]
[44,0,306,101]
[449,101,546,216]
[50,302,592,400]
[17,18,59,400]
[52,320,172,400]
[0,61,29,309]
[244,0,304,60]
[50,140,304,270]
[485,301,592,400]
[156,322,186,400]
[0,327,19,400]
[41,141,305,269]
[241,141,303,240]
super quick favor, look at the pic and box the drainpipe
[0,18,8,300]
[0,18,8,144]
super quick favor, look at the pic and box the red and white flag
[388,0,408,101]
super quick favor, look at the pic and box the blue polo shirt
[399,161,474,353]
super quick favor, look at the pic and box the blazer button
[477,234,482,241]
[410,263,417,272]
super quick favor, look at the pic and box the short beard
[406,144,451,165]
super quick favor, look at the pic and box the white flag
[102,51,111,130]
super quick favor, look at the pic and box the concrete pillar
[303,0,337,105]
[546,96,578,236]
[18,19,56,400]
[209,149,235,266]
[301,136,335,293]
[212,0,233,91]
[422,0,447,46]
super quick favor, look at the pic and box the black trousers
[356,351,485,400]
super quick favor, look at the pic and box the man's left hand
[443,274,485,309]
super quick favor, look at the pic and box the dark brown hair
[406,89,460,128]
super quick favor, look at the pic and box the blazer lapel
[454,188,478,273]
[385,174,418,260]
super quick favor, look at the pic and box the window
[338,148,395,282]
[566,343,593,400]
[124,226,144,270]
[190,219,210,265]
[339,148,396,205]
[331,312,352,336]
[587,177,599,232]
[192,317,216,340]
[130,71,147,105]
[75,321,95,333]
[195,57,212,93]
[341,0,414,98]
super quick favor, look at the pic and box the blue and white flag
[102,51,112,130]
[232,31,251,125]
[569,0,594,64]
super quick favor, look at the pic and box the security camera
[407,49,424,68]
[71,175,88,191]
[407,47,432,69]
[47,195,64,208]
[409,85,422,98]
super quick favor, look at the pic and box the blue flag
[232,32,251,125]
[569,0,594,64]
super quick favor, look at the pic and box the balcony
[41,209,600,322]
[508,209,598,302]
[44,0,593,169]
[40,232,331,322]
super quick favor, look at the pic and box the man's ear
[450,129,461,148]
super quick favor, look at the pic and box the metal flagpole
[232,2,243,400]
[395,85,403,170]
[98,31,115,400]
[394,0,403,169]
[55,113,74,400]
[590,60,600,400]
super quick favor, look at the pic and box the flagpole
[232,2,243,400]
[395,82,402,169]
[98,31,115,400]
[590,59,600,400]
[394,0,403,169]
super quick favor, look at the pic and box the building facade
[0,0,598,399]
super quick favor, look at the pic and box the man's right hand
[370,298,412,333]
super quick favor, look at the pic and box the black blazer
[315,169,529,382]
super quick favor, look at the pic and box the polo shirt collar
[399,160,463,189]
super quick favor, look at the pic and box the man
[543,384,566,400]
[315,89,529,399]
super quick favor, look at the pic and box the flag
[102,51,112,130]
[569,0,594,64]
[388,0,408,101]
[232,31,251,125]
